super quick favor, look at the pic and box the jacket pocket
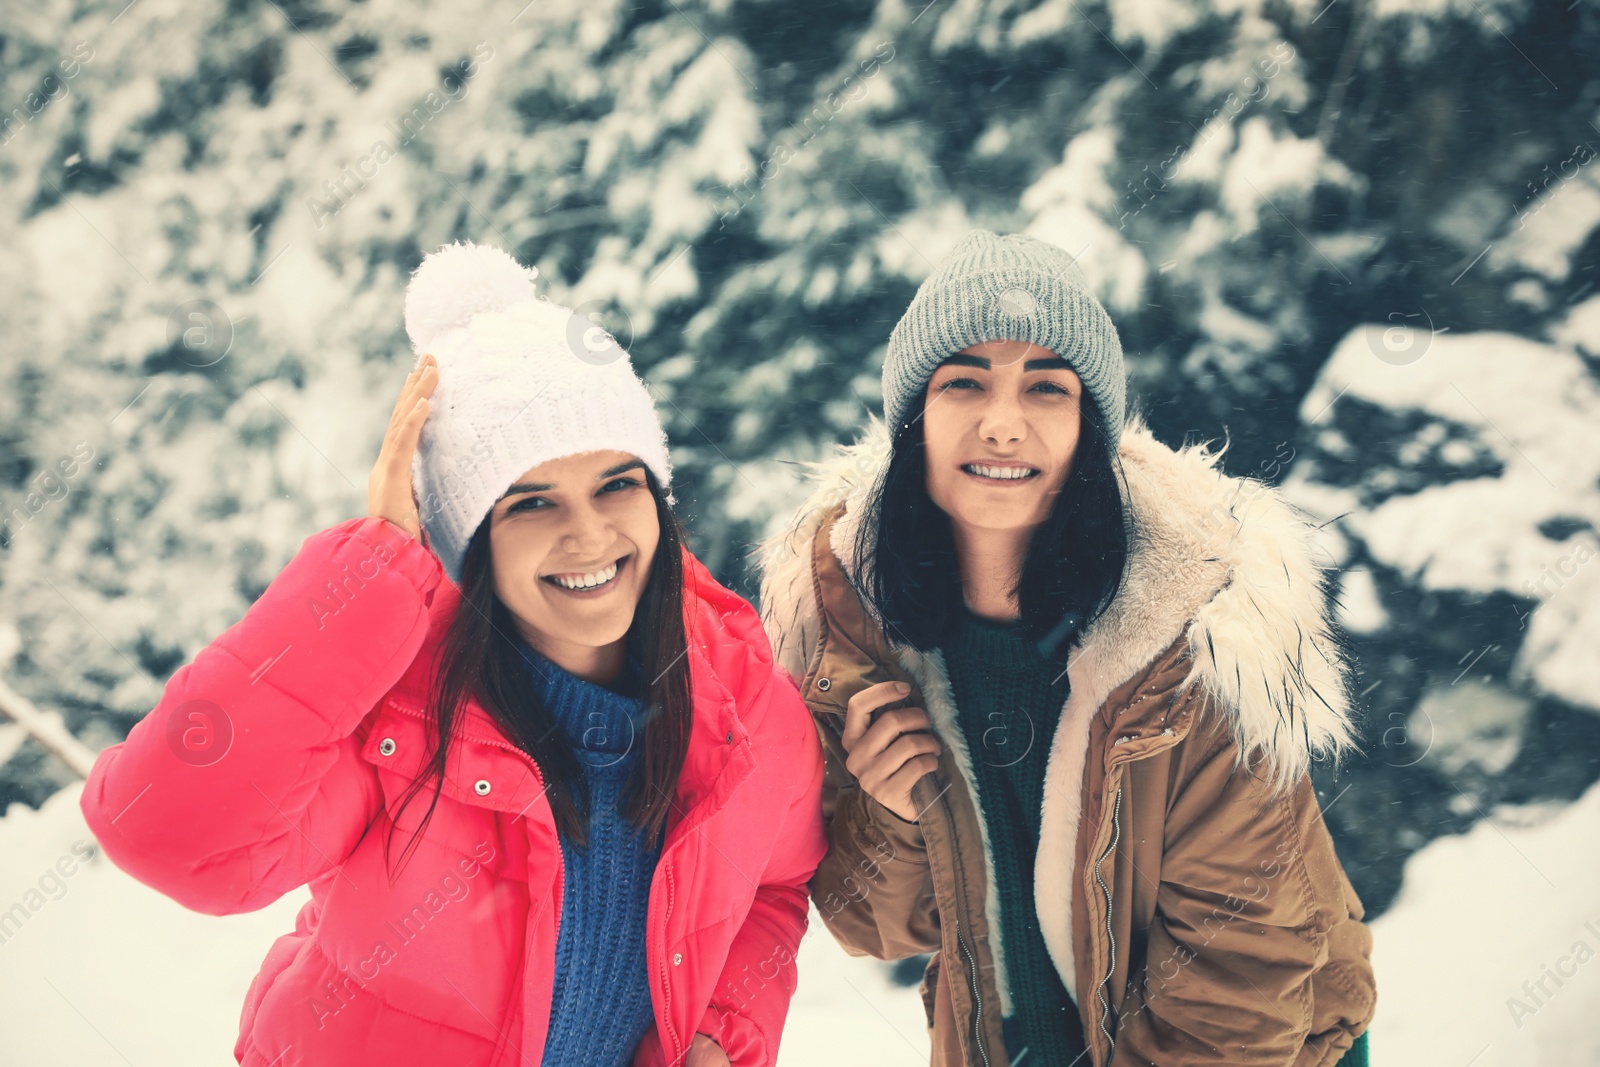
[919,950,942,1031]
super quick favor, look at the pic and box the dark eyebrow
[500,482,553,497]
[941,354,989,369]
[599,459,647,479]
[939,353,1074,372]
[1024,357,1074,371]
[497,459,647,501]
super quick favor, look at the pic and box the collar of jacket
[374,545,759,835]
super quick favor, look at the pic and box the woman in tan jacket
[757,230,1376,1066]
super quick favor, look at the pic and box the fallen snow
[1289,329,1600,713]
[0,782,927,1066]
[11,772,1600,1065]
[1369,775,1600,1066]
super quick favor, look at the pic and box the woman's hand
[367,354,438,541]
[840,681,942,823]
[685,1034,731,1067]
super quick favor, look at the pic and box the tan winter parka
[757,415,1377,1067]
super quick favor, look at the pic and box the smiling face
[486,450,661,680]
[921,339,1084,534]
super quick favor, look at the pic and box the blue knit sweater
[523,649,661,1067]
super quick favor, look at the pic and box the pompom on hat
[404,240,672,583]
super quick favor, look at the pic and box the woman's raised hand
[367,354,438,542]
[839,681,943,823]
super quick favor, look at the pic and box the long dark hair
[855,388,1131,658]
[385,467,692,875]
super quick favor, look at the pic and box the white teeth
[549,560,620,590]
[965,464,1036,480]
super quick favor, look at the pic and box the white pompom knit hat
[403,240,672,583]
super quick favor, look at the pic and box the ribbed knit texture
[403,241,673,583]
[941,607,1089,1065]
[523,649,661,1067]
[883,230,1126,455]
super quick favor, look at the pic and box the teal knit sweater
[941,607,1088,1065]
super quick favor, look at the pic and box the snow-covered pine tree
[1,0,1596,923]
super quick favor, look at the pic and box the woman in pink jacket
[80,242,827,1067]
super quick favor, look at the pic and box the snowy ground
[1366,778,1600,1067]
[0,782,927,1066]
[5,778,1600,1065]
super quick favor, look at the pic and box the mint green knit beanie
[883,230,1126,453]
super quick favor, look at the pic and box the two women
[83,228,1377,1067]
[81,242,826,1067]
[759,230,1377,1065]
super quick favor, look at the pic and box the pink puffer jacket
[80,516,827,1066]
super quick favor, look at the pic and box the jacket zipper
[932,786,991,1067]
[954,922,992,1067]
[657,860,680,1062]
[1094,786,1123,1060]
[548,857,564,1047]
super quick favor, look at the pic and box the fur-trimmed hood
[759,411,1360,793]
[759,412,1376,1047]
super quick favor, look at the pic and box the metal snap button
[816,677,832,692]
[474,779,491,796]
[379,738,396,756]
[673,952,683,966]
[726,731,734,744]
